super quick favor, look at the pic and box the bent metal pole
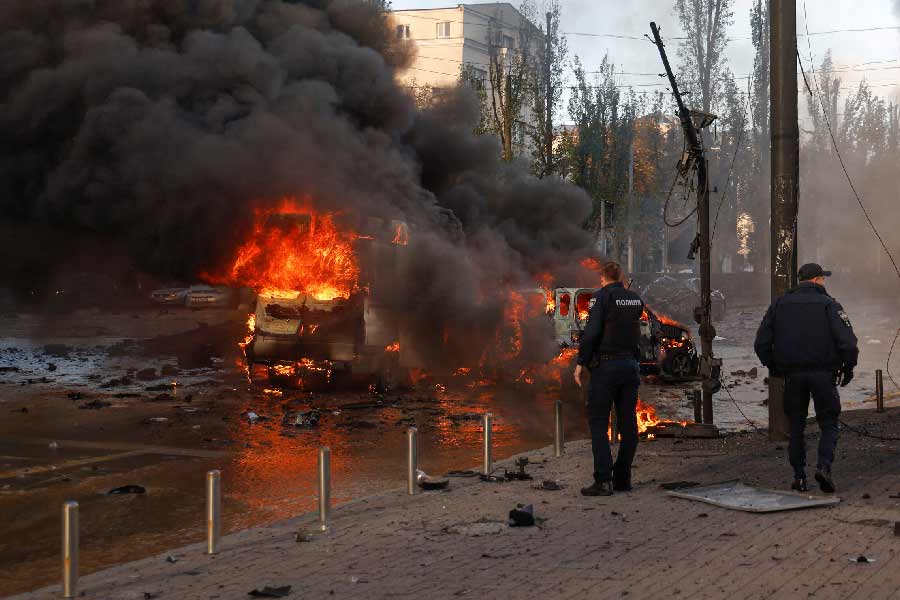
[407,427,418,495]
[62,501,78,598]
[482,413,493,476]
[318,447,331,531]
[206,470,221,554]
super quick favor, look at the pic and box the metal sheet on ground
[666,480,840,512]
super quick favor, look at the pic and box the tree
[528,0,567,178]
[674,0,735,116]
[485,1,539,161]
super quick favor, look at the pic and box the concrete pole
[205,470,221,554]
[318,448,331,531]
[768,0,798,440]
[406,427,418,495]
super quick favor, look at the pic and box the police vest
[773,287,840,370]
[598,287,644,357]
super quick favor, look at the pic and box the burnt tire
[662,349,696,381]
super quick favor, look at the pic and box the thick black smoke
[0,0,596,364]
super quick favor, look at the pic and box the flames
[385,341,400,352]
[392,222,409,246]
[207,196,360,301]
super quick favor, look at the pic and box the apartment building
[391,3,539,151]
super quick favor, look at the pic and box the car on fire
[548,287,699,381]
[243,217,418,389]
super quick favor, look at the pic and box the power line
[391,10,900,42]
[800,0,900,394]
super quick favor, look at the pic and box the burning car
[212,198,419,388]
[548,287,699,381]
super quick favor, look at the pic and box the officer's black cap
[798,263,832,280]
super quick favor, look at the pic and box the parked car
[185,285,234,309]
[150,287,189,305]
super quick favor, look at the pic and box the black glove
[840,367,854,387]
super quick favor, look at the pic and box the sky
[390,0,900,124]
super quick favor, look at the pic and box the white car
[150,287,189,305]
[185,285,234,309]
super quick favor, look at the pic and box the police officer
[574,261,644,496]
[754,263,858,493]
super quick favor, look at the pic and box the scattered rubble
[79,399,112,410]
[508,504,535,527]
[282,410,320,428]
[248,585,292,597]
[108,485,146,495]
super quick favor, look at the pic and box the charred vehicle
[238,206,419,388]
[548,287,699,381]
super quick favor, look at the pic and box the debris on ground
[246,412,260,423]
[67,392,86,401]
[659,481,701,490]
[666,480,841,512]
[416,469,450,491]
[248,585,292,597]
[143,417,168,424]
[108,485,146,495]
[533,480,562,491]
[79,399,112,410]
[505,457,533,481]
[849,555,876,564]
[508,504,535,527]
[294,529,312,543]
[282,409,320,427]
[165,555,180,564]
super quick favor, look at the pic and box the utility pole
[768,0,797,440]
[544,11,554,177]
[650,22,720,425]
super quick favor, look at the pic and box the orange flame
[207,196,359,301]
[385,341,400,352]
[392,222,409,245]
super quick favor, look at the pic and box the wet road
[1,301,896,596]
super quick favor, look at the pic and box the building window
[463,66,487,90]
[436,22,451,38]
[396,24,410,39]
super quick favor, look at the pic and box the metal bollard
[206,470,221,554]
[692,389,703,424]
[62,501,78,598]
[876,370,885,413]
[554,400,564,457]
[407,427,418,495]
[482,413,493,476]
[318,447,331,531]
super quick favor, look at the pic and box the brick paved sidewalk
[10,408,900,600]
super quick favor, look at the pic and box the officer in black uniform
[754,263,858,493]
[574,261,645,496]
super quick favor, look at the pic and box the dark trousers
[586,359,640,482]
[783,370,841,477]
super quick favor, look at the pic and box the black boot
[791,477,808,492]
[581,480,613,496]
[814,469,836,494]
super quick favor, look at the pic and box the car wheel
[663,349,694,380]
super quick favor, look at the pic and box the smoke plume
[0,0,596,363]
